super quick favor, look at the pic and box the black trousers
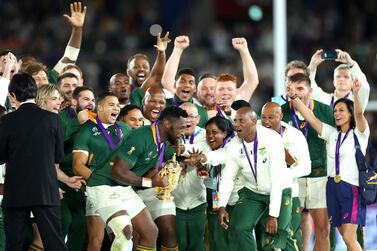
[3,205,67,251]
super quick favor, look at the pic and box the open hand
[63,2,87,28]
[265,216,278,234]
[218,207,230,229]
[154,32,171,52]
[66,176,86,191]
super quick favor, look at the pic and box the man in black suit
[0,73,67,251]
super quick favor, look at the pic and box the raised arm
[352,80,367,133]
[336,49,370,111]
[140,32,171,93]
[161,36,189,94]
[233,38,259,101]
[0,52,17,107]
[287,82,323,135]
[53,2,87,73]
[307,49,332,104]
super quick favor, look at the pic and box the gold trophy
[155,153,182,200]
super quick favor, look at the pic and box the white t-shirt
[320,123,370,186]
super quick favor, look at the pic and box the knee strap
[107,215,132,251]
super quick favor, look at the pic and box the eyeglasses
[187,114,199,120]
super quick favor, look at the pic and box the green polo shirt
[281,100,334,177]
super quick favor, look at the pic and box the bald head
[145,86,165,99]
[109,73,130,104]
[262,102,282,113]
[233,106,257,142]
[261,102,282,133]
[109,73,128,85]
[237,106,257,120]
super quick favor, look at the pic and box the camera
[321,50,338,60]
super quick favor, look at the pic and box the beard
[167,133,178,146]
[76,103,92,113]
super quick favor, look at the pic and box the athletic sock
[28,243,44,251]
[137,244,156,251]
[161,245,179,251]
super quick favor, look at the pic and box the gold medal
[334,175,341,183]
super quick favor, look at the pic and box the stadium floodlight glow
[248,5,263,21]
[149,24,162,37]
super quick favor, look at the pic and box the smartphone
[321,50,338,60]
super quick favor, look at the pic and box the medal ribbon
[335,128,351,176]
[216,165,221,192]
[330,92,351,108]
[95,117,122,150]
[282,93,289,103]
[151,124,165,170]
[215,104,225,117]
[242,133,258,184]
[279,125,284,137]
[221,138,230,148]
[290,99,314,138]
[182,132,195,144]
[172,97,180,107]
[67,107,76,119]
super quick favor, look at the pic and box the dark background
[1,0,376,133]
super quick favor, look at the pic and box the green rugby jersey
[75,120,130,186]
[117,125,175,177]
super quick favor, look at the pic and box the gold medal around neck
[334,175,341,183]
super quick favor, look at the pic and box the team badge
[127,146,136,155]
[284,142,290,148]
[259,147,266,155]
